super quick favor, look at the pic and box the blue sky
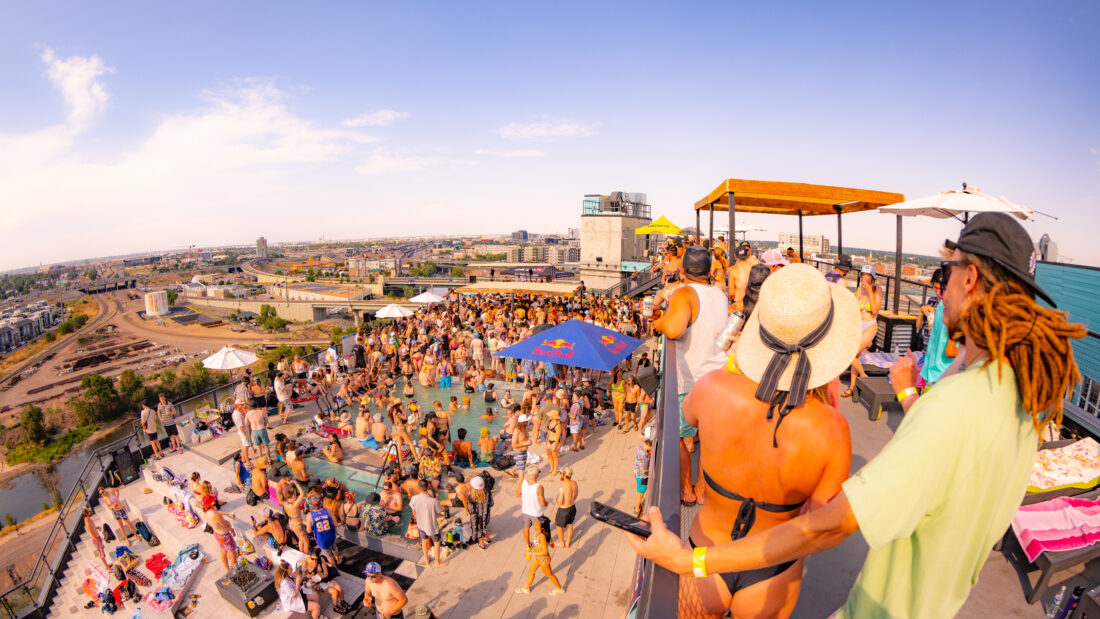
[1,1,1097,271]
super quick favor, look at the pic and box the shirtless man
[98,486,138,539]
[451,428,475,468]
[442,479,472,519]
[363,562,408,619]
[727,244,759,307]
[554,467,578,548]
[202,494,238,573]
[380,481,404,519]
[250,512,287,550]
[508,415,532,479]
[355,409,371,440]
[245,404,272,462]
[371,414,390,445]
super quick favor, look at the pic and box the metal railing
[1063,330,1100,437]
[0,432,140,618]
[804,258,936,314]
[598,264,659,298]
[0,347,324,618]
[629,336,679,617]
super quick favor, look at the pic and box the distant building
[266,282,369,302]
[522,245,548,262]
[507,247,523,262]
[348,257,397,277]
[182,282,206,297]
[548,246,580,264]
[579,192,653,290]
[567,227,579,239]
[778,232,830,256]
[511,230,529,241]
[256,236,268,259]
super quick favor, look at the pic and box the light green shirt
[840,360,1037,618]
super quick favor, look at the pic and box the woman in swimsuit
[679,265,857,618]
[623,375,641,432]
[514,515,565,595]
[842,266,882,398]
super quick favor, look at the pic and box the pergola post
[695,209,701,243]
[727,191,735,245]
[708,207,714,246]
[834,204,844,256]
[893,215,903,311]
[798,210,804,260]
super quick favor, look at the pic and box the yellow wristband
[692,546,707,578]
[897,387,918,403]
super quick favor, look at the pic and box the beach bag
[477,470,496,492]
[134,521,153,542]
[245,488,260,506]
[83,578,100,601]
[490,454,513,471]
[404,520,420,540]
[102,523,116,542]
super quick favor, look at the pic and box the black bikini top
[704,471,805,541]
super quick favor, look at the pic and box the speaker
[113,447,139,484]
[469,275,477,284]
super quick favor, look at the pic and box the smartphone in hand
[590,501,652,538]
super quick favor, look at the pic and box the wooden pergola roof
[695,179,904,216]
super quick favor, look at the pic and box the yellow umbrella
[634,216,681,235]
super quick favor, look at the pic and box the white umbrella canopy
[879,184,1034,221]
[409,291,445,304]
[202,346,259,370]
[375,303,415,318]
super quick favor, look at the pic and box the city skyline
[1,1,1098,272]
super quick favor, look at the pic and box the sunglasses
[940,260,964,290]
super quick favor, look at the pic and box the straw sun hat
[738,264,861,395]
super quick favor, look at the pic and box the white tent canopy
[879,185,1033,221]
[375,303,415,318]
[409,291,445,304]
[202,346,259,370]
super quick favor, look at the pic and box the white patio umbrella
[375,303,415,318]
[879,183,1034,221]
[202,346,259,370]
[409,291,445,304]
[878,183,1035,311]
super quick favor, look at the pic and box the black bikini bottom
[688,537,797,595]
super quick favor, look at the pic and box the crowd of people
[630,214,1087,618]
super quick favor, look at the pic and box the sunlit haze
[1,1,1098,271]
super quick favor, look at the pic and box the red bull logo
[534,338,575,359]
[542,338,575,350]
[602,334,628,355]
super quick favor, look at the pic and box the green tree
[43,331,56,343]
[450,267,464,278]
[118,369,146,409]
[21,405,46,445]
[166,290,179,305]
[70,374,123,425]
[4,514,15,528]
[86,269,98,281]
[305,269,317,282]
[368,274,377,284]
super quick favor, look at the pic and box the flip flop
[680,499,697,507]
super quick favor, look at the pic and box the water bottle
[715,311,746,352]
[643,297,653,318]
[1047,585,1067,618]
[1057,586,1086,619]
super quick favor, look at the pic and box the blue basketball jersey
[310,508,336,549]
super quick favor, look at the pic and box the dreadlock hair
[955,251,1086,433]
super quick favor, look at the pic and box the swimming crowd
[198,288,660,616]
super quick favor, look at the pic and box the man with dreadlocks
[626,213,1086,619]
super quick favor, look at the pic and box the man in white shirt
[231,400,251,467]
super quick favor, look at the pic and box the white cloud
[497,118,597,141]
[354,147,470,174]
[0,54,387,270]
[40,47,113,129]
[473,148,546,158]
[341,109,410,127]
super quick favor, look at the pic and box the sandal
[514,587,530,594]
[841,389,854,398]
[551,587,566,596]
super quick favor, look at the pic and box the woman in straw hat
[674,264,860,618]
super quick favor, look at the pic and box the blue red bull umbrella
[493,319,642,371]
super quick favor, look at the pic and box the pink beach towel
[1012,495,1100,562]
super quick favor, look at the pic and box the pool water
[346,380,516,442]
